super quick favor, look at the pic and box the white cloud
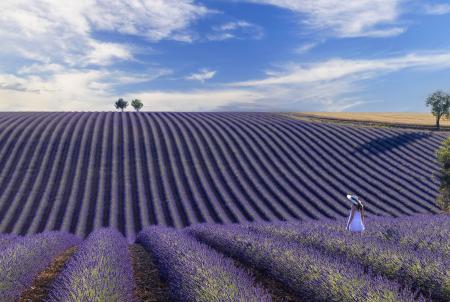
[217,21,254,31]
[295,42,318,54]
[424,3,450,15]
[0,72,364,112]
[17,64,65,75]
[213,50,450,111]
[0,70,111,111]
[123,89,262,111]
[0,0,211,68]
[186,69,217,82]
[246,0,406,38]
[0,67,260,112]
[4,51,450,112]
[85,0,212,42]
[207,20,263,41]
[207,33,236,41]
[220,79,364,111]
[358,27,406,38]
[0,67,173,111]
[0,74,37,93]
[0,67,361,111]
[85,41,132,66]
[233,52,450,87]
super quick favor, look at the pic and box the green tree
[131,99,143,112]
[436,137,450,212]
[426,90,450,130]
[114,98,128,112]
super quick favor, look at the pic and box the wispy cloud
[186,69,217,82]
[245,0,406,38]
[424,3,450,15]
[123,89,262,111]
[217,21,253,31]
[294,42,319,54]
[85,0,212,42]
[217,50,450,111]
[207,20,263,41]
[233,52,450,87]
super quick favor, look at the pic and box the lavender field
[0,112,447,239]
[0,215,448,301]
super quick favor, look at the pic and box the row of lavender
[1,214,446,301]
[218,215,449,301]
[0,112,446,238]
[0,229,269,301]
[0,229,134,302]
[189,226,420,302]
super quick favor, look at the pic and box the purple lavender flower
[189,224,423,302]
[249,218,449,301]
[137,225,272,302]
[0,232,80,301]
[0,233,17,252]
[47,228,135,302]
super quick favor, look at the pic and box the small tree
[131,99,143,112]
[114,98,128,112]
[437,138,450,212]
[426,90,450,130]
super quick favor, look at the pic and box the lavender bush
[249,219,449,301]
[189,224,421,302]
[365,215,449,257]
[0,232,80,301]
[0,233,17,251]
[136,225,271,302]
[0,214,446,301]
[48,228,135,302]
[291,215,449,257]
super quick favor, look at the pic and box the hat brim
[346,195,359,205]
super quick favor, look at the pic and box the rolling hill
[0,112,446,238]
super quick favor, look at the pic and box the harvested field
[287,112,450,129]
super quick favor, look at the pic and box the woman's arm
[361,207,365,224]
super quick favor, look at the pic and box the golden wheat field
[290,112,450,127]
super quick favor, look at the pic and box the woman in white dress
[346,195,365,232]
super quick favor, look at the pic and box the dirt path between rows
[129,244,170,302]
[231,258,303,302]
[17,246,77,302]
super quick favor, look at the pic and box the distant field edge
[282,112,450,131]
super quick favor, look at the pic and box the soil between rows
[17,242,299,302]
[129,244,171,302]
[17,246,77,302]
[232,258,303,302]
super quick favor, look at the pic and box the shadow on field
[353,132,432,155]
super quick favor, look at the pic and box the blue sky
[1,0,450,112]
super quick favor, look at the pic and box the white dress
[347,210,365,232]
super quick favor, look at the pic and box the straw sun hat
[346,194,363,207]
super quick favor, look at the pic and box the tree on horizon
[426,90,450,130]
[114,98,128,112]
[131,99,143,112]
